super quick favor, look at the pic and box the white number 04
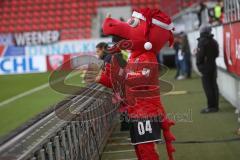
[137,120,152,135]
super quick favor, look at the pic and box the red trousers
[134,142,159,160]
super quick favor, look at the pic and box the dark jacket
[173,42,180,55]
[196,33,219,74]
[182,36,191,56]
[101,53,112,70]
[102,53,112,63]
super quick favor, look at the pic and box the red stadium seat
[40,16,46,24]
[33,4,41,11]
[25,11,32,18]
[8,25,15,33]
[131,0,139,5]
[41,4,48,10]
[40,10,48,17]
[62,15,69,22]
[17,18,25,25]
[48,10,55,16]
[54,23,61,30]
[1,0,200,39]
[24,25,32,32]
[40,0,49,4]
[63,2,71,9]
[10,0,18,6]
[79,9,84,15]
[76,21,84,28]
[63,9,71,16]
[1,19,8,26]
[55,10,62,16]
[11,6,18,12]
[26,0,34,5]
[0,26,5,32]
[50,4,56,10]
[33,11,41,17]
[39,23,47,31]
[32,24,39,31]
[2,13,8,19]
[55,16,62,23]
[18,5,25,12]
[62,22,69,29]
[46,23,55,30]
[55,3,62,10]
[71,2,78,9]
[48,16,56,23]
[71,9,78,15]
[15,25,24,32]
[85,21,91,28]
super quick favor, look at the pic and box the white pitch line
[0,83,49,108]
[0,72,81,108]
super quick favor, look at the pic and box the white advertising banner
[0,56,47,75]
[25,38,111,56]
[212,26,226,69]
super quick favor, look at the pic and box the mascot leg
[134,145,141,159]
[134,143,159,160]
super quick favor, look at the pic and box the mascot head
[102,8,174,56]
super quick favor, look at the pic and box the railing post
[54,136,61,160]
[46,142,54,160]
[38,149,46,160]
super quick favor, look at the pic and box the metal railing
[0,84,118,160]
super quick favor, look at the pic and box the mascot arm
[98,63,113,88]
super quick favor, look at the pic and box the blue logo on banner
[0,57,39,74]
[4,46,25,56]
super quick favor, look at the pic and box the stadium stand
[0,0,207,39]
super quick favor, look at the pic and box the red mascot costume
[98,8,176,160]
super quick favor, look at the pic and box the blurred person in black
[198,2,208,27]
[197,2,207,27]
[196,25,219,114]
[174,34,186,80]
[173,34,181,79]
[180,32,192,78]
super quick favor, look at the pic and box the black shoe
[200,108,219,114]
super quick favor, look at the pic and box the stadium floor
[0,71,83,138]
[101,70,240,160]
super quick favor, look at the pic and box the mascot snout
[102,18,131,39]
